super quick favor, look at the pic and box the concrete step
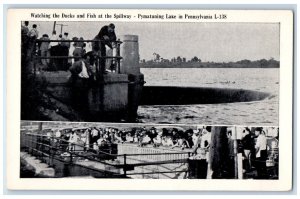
[20,152,55,177]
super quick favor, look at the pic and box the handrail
[119,143,193,153]
[125,169,188,176]
[36,39,123,43]
[21,132,191,178]
[24,133,121,157]
[24,133,190,157]
[36,56,122,59]
[23,134,122,167]
[30,38,123,74]
[124,152,189,156]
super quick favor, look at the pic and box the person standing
[241,127,254,171]
[58,34,63,43]
[226,130,235,178]
[73,39,85,62]
[92,23,116,75]
[21,21,29,42]
[69,53,94,116]
[254,127,267,179]
[56,34,64,70]
[39,34,50,67]
[191,126,212,179]
[77,37,86,49]
[26,24,39,60]
[68,130,79,152]
[21,21,30,71]
[21,21,29,54]
[61,32,71,70]
[48,30,59,70]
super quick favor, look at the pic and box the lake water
[138,68,279,126]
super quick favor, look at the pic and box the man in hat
[92,23,116,76]
[69,53,94,116]
[26,24,39,61]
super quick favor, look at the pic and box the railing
[117,143,190,164]
[21,132,125,177]
[116,144,190,178]
[21,132,190,178]
[30,39,123,75]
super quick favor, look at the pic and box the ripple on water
[138,68,279,125]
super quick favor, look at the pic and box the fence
[21,132,125,176]
[21,132,191,178]
[29,39,123,75]
[117,143,190,164]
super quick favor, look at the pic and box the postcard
[6,8,293,191]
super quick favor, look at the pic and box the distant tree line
[141,53,202,64]
[140,54,279,68]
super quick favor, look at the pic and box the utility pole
[233,127,238,179]
[232,126,244,179]
[55,23,68,34]
[210,126,228,179]
[53,21,56,32]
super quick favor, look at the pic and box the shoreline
[140,60,279,69]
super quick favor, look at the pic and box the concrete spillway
[32,35,144,122]
[140,86,270,105]
[25,34,270,122]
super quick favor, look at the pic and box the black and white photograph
[21,21,279,125]
[6,8,293,191]
[20,121,279,180]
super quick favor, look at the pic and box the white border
[6,9,293,191]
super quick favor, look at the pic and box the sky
[29,21,280,62]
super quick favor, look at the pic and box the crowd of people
[240,127,279,179]
[21,21,120,115]
[37,125,279,179]
[21,21,118,75]
[49,126,207,151]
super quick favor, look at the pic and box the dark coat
[69,60,93,77]
[92,25,116,51]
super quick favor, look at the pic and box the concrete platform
[20,152,55,177]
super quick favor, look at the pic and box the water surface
[138,68,279,125]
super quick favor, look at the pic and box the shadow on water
[140,86,270,105]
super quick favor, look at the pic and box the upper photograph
[21,21,279,125]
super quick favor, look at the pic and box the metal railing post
[33,42,38,75]
[50,136,54,166]
[33,39,122,73]
[26,134,31,153]
[123,154,127,177]
[31,134,34,155]
[40,136,44,162]
[70,143,73,164]
[116,39,121,73]
[27,134,30,154]
[26,134,29,153]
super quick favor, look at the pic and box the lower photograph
[20,121,279,180]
